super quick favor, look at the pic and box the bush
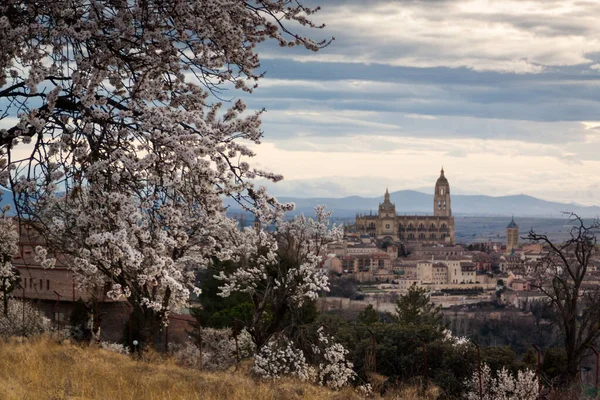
[237,328,255,358]
[463,363,538,400]
[253,336,311,381]
[0,299,51,337]
[171,327,236,371]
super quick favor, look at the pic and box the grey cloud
[446,149,468,157]
[259,0,600,73]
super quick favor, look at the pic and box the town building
[354,168,455,244]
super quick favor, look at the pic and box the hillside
[0,337,444,400]
[0,337,366,400]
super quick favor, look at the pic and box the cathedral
[354,168,456,244]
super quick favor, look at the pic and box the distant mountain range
[3,187,598,218]
[226,190,600,218]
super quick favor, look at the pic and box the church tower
[506,217,519,252]
[378,187,396,218]
[434,168,451,217]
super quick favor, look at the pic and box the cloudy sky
[239,0,600,205]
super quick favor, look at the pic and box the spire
[384,187,390,203]
[441,166,444,176]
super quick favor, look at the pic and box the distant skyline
[239,0,600,206]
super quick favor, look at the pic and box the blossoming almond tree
[216,205,342,349]
[215,207,355,388]
[0,1,330,336]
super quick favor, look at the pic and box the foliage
[0,299,51,337]
[191,260,253,329]
[395,284,444,330]
[521,349,537,370]
[481,346,518,375]
[542,347,568,387]
[428,340,476,399]
[466,312,558,356]
[317,307,533,399]
[357,304,380,325]
[327,276,360,299]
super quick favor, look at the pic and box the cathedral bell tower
[434,168,451,217]
[506,217,519,252]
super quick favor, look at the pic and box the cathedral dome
[435,168,449,186]
[379,187,395,211]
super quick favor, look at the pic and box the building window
[47,280,50,290]
[39,279,43,289]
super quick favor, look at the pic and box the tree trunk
[562,320,580,385]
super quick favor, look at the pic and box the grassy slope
[0,337,363,400]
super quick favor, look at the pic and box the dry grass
[0,337,364,400]
[0,337,444,400]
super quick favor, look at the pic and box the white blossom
[253,337,310,381]
[443,328,470,347]
[0,299,52,337]
[252,326,355,390]
[171,328,236,371]
[0,209,19,303]
[464,363,539,400]
[312,326,355,389]
[237,328,256,359]
[100,341,130,355]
